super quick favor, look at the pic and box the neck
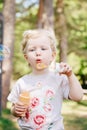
[32,68,50,75]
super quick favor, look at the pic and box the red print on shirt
[46,90,54,99]
[44,103,52,112]
[31,97,39,108]
[34,115,46,126]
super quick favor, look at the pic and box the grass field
[0,109,19,130]
[62,100,87,130]
[0,99,87,130]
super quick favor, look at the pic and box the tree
[37,0,56,40]
[2,0,15,108]
[55,0,68,62]
[37,0,54,32]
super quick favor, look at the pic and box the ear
[50,52,56,63]
[24,54,28,60]
[52,52,56,59]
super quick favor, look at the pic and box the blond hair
[21,29,56,54]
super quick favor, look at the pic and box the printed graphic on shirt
[31,97,39,108]
[33,114,46,126]
[44,103,52,112]
[24,82,56,129]
[46,89,54,100]
[48,123,54,130]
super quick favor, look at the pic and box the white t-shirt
[7,70,70,130]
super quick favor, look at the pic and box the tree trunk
[37,0,44,28]
[55,0,68,62]
[37,0,54,32]
[2,0,15,109]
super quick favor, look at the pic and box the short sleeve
[7,81,21,103]
[61,75,70,99]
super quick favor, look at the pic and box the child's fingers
[14,103,28,116]
[59,62,72,76]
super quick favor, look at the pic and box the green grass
[0,117,19,130]
[64,115,87,130]
[0,100,87,130]
[0,109,19,130]
[62,100,87,130]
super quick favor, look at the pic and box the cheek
[27,54,36,66]
[45,52,53,62]
[48,50,54,59]
[46,54,52,59]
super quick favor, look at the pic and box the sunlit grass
[0,108,19,130]
[0,116,18,130]
[62,100,87,130]
[64,114,87,130]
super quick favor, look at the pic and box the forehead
[27,35,51,47]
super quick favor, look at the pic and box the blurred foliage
[0,0,3,12]
[64,0,87,57]
[0,0,87,87]
[55,0,87,88]
[0,109,18,130]
[0,117,18,130]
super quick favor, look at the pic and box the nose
[36,48,41,56]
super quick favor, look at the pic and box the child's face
[25,35,54,70]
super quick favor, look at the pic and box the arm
[59,62,83,101]
[68,73,83,101]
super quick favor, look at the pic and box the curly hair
[21,29,57,55]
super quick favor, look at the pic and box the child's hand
[59,62,72,77]
[13,102,28,117]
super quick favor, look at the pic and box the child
[7,29,83,130]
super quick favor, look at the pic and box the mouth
[36,59,42,63]
[36,59,47,69]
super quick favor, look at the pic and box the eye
[28,48,35,52]
[41,47,47,50]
